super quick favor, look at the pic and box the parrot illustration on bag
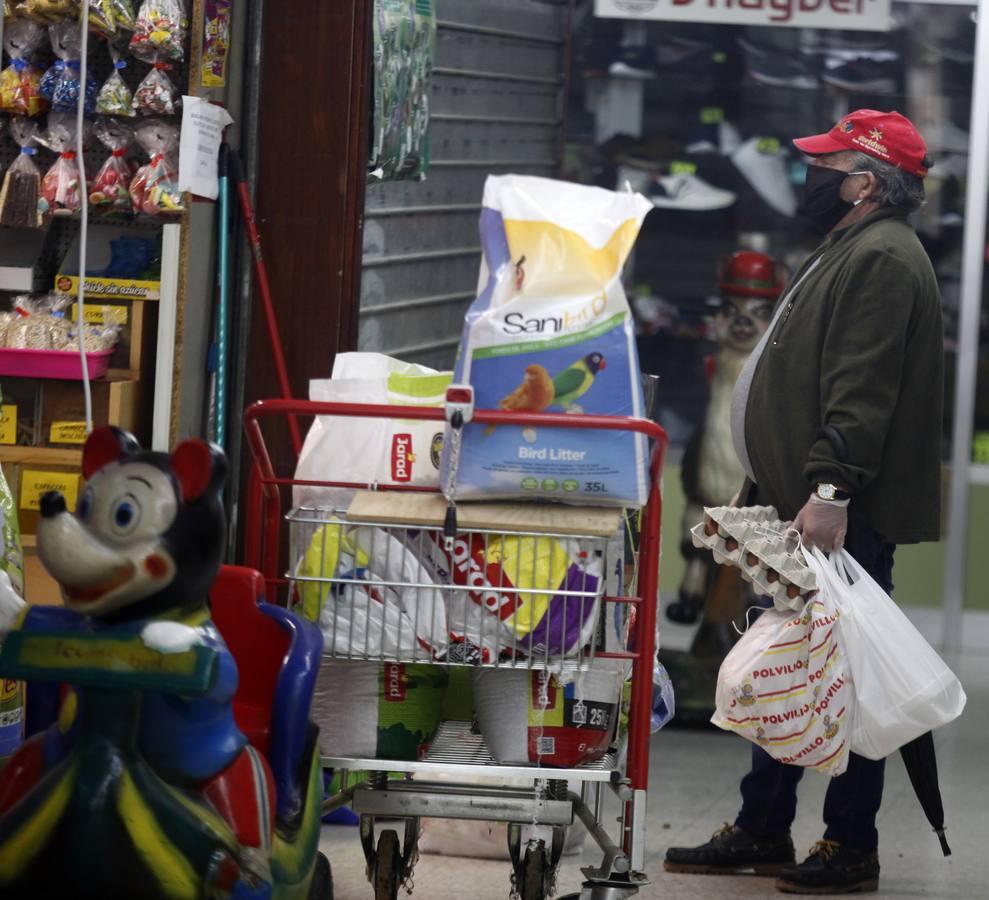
[498,364,556,413]
[551,352,606,413]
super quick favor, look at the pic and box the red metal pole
[228,152,303,454]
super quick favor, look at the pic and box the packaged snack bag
[15,0,77,20]
[130,118,183,215]
[38,112,88,216]
[442,175,653,507]
[0,457,25,767]
[0,19,48,116]
[0,118,43,228]
[134,58,179,115]
[40,21,98,114]
[96,44,135,116]
[130,0,188,63]
[90,118,135,209]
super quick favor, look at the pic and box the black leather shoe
[664,824,796,876]
[776,840,880,894]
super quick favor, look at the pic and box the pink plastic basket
[0,348,113,380]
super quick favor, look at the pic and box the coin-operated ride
[0,427,331,899]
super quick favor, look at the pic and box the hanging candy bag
[96,45,135,116]
[37,112,88,217]
[130,118,183,215]
[130,0,188,63]
[90,118,135,210]
[112,0,138,32]
[40,21,98,114]
[0,118,43,229]
[0,19,48,117]
[15,0,78,21]
[134,59,179,115]
[88,0,117,34]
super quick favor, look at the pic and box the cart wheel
[520,842,549,900]
[373,829,402,900]
[308,852,334,900]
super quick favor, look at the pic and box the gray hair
[849,152,926,211]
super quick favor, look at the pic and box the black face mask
[797,166,866,234]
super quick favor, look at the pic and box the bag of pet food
[418,530,602,664]
[472,658,624,767]
[312,660,447,761]
[443,175,652,507]
[293,353,452,514]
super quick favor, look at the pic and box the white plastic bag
[804,547,967,760]
[293,353,452,512]
[712,596,853,777]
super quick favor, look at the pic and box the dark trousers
[734,510,895,851]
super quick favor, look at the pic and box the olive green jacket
[742,206,943,543]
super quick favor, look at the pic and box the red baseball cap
[718,251,785,300]
[793,109,930,177]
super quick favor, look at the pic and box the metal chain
[509,868,521,900]
[444,420,463,501]
[402,833,420,895]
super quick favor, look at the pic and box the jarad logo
[384,664,407,702]
[391,434,414,482]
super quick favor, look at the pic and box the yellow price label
[0,406,16,445]
[70,305,128,327]
[757,137,781,155]
[700,107,724,125]
[49,422,88,445]
[669,161,697,176]
[973,432,989,464]
[20,471,80,512]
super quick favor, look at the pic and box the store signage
[20,471,80,512]
[0,406,16,445]
[595,0,892,32]
[49,422,88,445]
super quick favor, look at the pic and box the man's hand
[794,494,849,552]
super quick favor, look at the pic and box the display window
[565,1,976,453]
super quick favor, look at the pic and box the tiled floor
[319,649,988,899]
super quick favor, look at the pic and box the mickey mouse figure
[0,427,275,880]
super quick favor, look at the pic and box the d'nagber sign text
[595,0,892,32]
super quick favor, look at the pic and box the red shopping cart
[242,396,668,900]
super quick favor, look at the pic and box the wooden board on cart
[346,490,623,538]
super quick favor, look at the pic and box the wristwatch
[815,483,850,502]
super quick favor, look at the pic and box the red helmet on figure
[718,251,786,300]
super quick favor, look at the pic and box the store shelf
[322,719,620,782]
[0,446,82,467]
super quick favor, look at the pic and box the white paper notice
[178,96,234,200]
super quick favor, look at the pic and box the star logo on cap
[869,128,883,141]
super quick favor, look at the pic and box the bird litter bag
[312,660,447,761]
[443,175,652,507]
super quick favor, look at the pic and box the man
[664,109,944,895]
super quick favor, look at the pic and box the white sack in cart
[296,522,448,659]
[803,547,966,760]
[313,660,448,761]
[711,594,853,777]
[441,175,652,507]
[472,658,625,767]
[293,352,452,512]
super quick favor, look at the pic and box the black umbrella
[899,731,951,856]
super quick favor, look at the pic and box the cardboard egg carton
[692,505,817,610]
